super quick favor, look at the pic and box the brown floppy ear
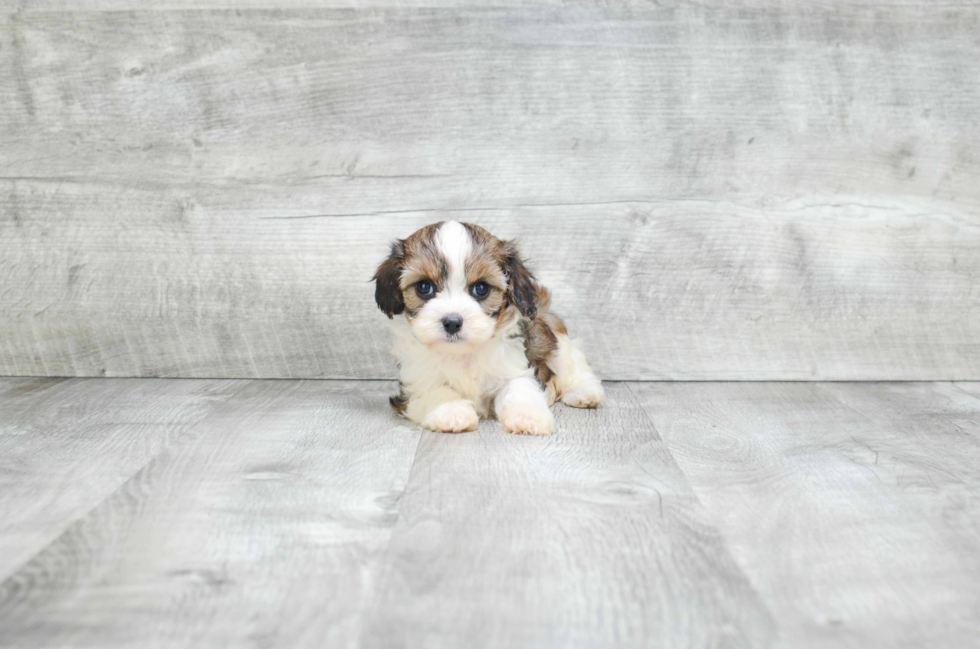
[503,240,537,318]
[372,240,405,318]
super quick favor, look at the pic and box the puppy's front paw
[561,375,604,409]
[499,406,554,436]
[423,400,479,433]
[544,379,558,407]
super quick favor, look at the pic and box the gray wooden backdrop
[2,3,978,380]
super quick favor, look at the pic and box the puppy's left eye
[470,281,490,299]
[416,280,435,298]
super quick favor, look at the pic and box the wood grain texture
[4,8,977,197]
[363,383,776,648]
[2,7,979,380]
[0,379,422,648]
[0,377,242,581]
[11,0,975,10]
[630,381,980,649]
[3,190,979,380]
[4,0,561,9]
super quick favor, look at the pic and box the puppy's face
[373,221,537,354]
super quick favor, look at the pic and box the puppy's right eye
[416,280,435,298]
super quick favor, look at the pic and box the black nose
[442,314,463,335]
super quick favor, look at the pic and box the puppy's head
[373,221,537,353]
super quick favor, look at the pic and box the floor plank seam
[357,425,427,637]
[624,381,785,644]
[0,379,255,585]
[949,381,980,403]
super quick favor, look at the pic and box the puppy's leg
[496,376,554,436]
[548,334,604,408]
[406,386,479,433]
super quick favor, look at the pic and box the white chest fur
[389,313,533,415]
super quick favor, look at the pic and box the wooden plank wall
[1,4,978,379]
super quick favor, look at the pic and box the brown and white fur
[373,221,603,436]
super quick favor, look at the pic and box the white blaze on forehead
[436,221,472,292]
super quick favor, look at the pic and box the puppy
[372,221,603,435]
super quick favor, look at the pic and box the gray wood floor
[1,379,978,648]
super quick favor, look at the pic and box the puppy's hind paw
[499,407,554,436]
[561,376,604,409]
[423,400,479,433]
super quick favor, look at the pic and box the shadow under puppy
[373,221,603,435]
